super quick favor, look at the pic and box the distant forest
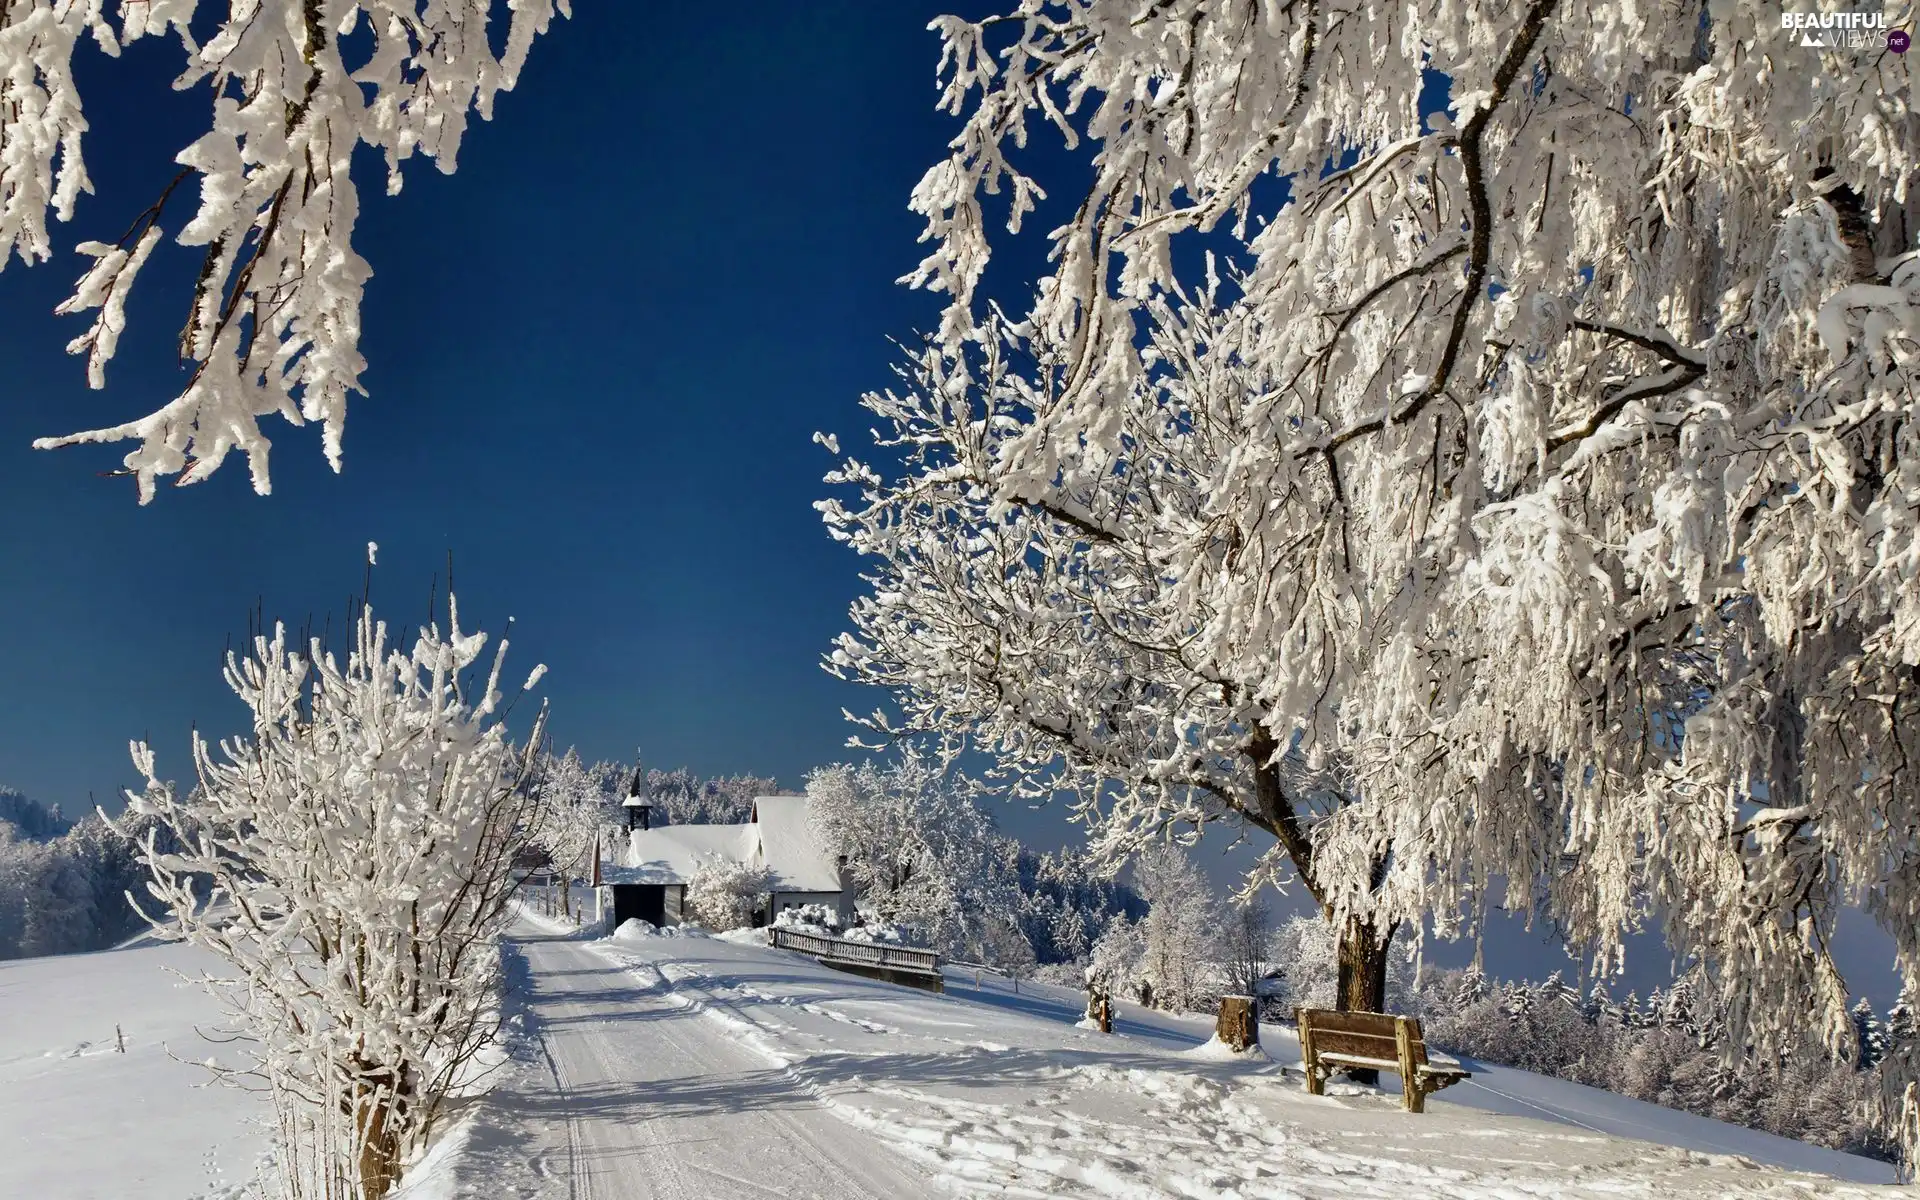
[0,789,152,960]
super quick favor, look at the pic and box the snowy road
[454,927,930,1200]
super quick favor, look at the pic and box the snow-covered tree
[114,593,547,1200]
[806,750,1025,957]
[640,766,782,826]
[0,1,567,500]
[1086,913,1144,1004]
[684,858,775,932]
[1221,896,1272,1002]
[1855,998,1889,1071]
[533,747,613,918]
[1013,844,1141,963]
[822,311,1409,1010]
[828,1,1920,1157]
[0,804,157,960]
[1413,964,1904,1162]
[1127,843,1223,1013]
[1266,912,1417,1020]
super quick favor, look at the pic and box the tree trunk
[1216,995,1258,1052]
[1085,984,1113,1033]
[1333,913,1395,1085]
[355,1091,402,1200]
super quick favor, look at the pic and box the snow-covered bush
[685,859,775,932]
[774,903,842,934]
[841,917,908,947]
[116,594,547,1200]
[1034,961,1092,990]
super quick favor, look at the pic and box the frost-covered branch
[838,0,1920,1158]
[2,1,568,501]
[115,591,548,1198]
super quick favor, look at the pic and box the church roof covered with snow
[604,795,843,892]
[612,823,753,886]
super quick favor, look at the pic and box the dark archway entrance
[611,884,666,927]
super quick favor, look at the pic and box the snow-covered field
[5,918,1904,1199]
[0,939,269,1200]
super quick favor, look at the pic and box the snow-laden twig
[3,1,568,500]
[114,591,549,1199]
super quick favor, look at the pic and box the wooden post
[1395,1016,1422,1113]
[1297,1008,1324,1095]
[1216,995,1258,1052]
[1085,984,1115,1033]
[115,1024,124,1054]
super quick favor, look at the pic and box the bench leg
[1394,1019,1422,1114]
[1305,1064,1325,1096]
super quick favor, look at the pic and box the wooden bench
[1295,1008,1469,1112]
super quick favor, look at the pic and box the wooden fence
[767,927,941,976]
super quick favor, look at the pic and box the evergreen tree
[1853,998,1888,1070]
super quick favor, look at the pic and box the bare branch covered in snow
[1,1,568,500]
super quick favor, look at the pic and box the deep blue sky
[0,4,977,814]
[0,5,1900,1006]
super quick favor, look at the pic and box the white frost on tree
[533,746,612,919]
[684,857,774,932]
[806,750,1026,958]
[826,0,1920,1160]
[114,594,547,1200]
[1127,844,1224,1013]
[0,1,567,500]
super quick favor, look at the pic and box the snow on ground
[939,967,1904,1186]
[0,940,270,1200]
[12,912,1897,1200]
[439,915,1901,1199]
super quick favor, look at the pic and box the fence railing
[767,927,941,975]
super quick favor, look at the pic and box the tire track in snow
[516,930,927,1199]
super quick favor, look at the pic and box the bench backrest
[1296,1007,1431,1067]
